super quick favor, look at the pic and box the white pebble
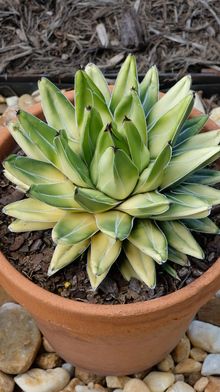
[144,371,175,392]
[201,353,220,376]
[166,381,194,391]
[6,96,18,107]
[188,320,220,353]
[14,367,70,392]
[123,378,151,392]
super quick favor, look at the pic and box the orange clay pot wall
[0,92,220,375]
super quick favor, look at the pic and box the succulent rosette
[3,55,220,289]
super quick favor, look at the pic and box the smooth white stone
[188,320,220,353]
[14,367,70,392]
[166,381,194,391]
[123,378,151,392]
[201,354,220,376]
[144,371,175,392]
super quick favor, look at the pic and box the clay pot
[0,93,220,375]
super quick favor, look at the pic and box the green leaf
[154,193,211,220]
[134,144,172,194]
[174,183,220,206]
[159,221,204,259]
[89,232,121,276]
[80,106,103,166]
[54,131,93,187]
[96,147,139,200]
[120,258,139,281]
[8,122,46,161]
[75,70,112,128]
[18,110,57,164]
[85,63,111,104]
[118,192,169,218]
[161,146,220,189]
[38,77,79,139]
[9,220,55,232]
[114,90,147,144]
[110,54,138,112]
[3,198,64,222]
[95,211,133,240]
[173,129,220,155]
[168,247,189,266]
[3,155,66,187]
[52,212,97,244]
[87,249,109,290]
[90,124,115,185]
[148,94,193,158]
[186,168,220,185]
[140,65,159,115]
[128,219,168,263]
[120,119,150,173]
[174,115,208,147]
[74,187,119,213]
[124,241,156,288]
[28,182,84,210]
[162,263,180,280]
[182,217,220,234]
[48,240,90,275]
[147,75,191,127]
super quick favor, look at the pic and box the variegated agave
[3,55,220,290]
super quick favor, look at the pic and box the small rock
[194,377,209,392]
[187,320,220,353]
[43,337,55,353]
[185,372,201,386]
[123,378,151,392]
[133,371,148,379]
[14,367,70,392]
[0,303,41,374]
[18,94,35,110]
[144,371,175,392]
[157,354,174,371]
[106,376,130,389]
[93,384,106,391]
[35,353,62,369]
[0,94,6,103]
[166,381,194,391]
[75,368,104,385]
[190,348,207,362]
[175,374,185,382]
[202,354,220,376]
[60,378,83,392]
[175,358,202,374]
[172,335,191,363]
[6,96,18,107]
[62,363,75,377]
[205,376,220,392]
[0,370,14,392]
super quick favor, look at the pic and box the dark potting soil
[0,165,220,305]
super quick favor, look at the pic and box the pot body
[0,97,220,375]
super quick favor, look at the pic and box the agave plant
[3,55,220,290]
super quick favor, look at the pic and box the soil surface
[0,161,220,305]
[1,0,220,77]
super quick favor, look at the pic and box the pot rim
[0,90,220,319]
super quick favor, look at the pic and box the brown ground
[1,0,220,77]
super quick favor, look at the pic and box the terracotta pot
[0,94,220,376]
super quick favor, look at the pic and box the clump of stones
[0,291,220,392]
